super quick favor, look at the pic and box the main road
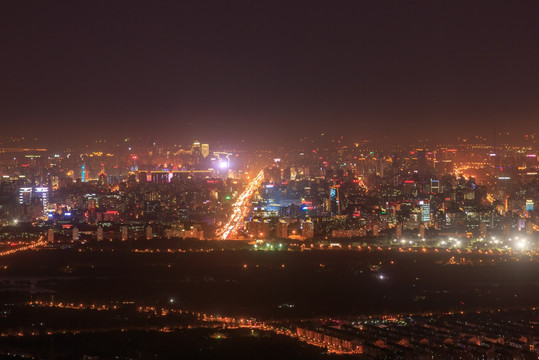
[216,169,265,240]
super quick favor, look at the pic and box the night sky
[1,1,538,144]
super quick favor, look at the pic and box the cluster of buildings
[0,138,258,241]
[295,311,538,359]
[241,136,538,250]
[0,135,537,248]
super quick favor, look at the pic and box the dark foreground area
[0,245,537,318]
[0,244,537,359]
[0,328,342,360]
[1,309,537,359]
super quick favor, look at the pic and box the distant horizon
[0,126,536,151]
[2,1,538,145]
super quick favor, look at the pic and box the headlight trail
[216,170,264,240]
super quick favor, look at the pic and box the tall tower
[201,144,210,158]
[34,187,49,216]
[330,185,341,216]
[81,164,86,182]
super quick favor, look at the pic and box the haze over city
[2,0,539,144]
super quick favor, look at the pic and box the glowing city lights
[216,169,265,240]
[0,238,47,257]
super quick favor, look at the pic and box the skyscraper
[330,185,341,216]
[19,186,49,217]
[201,144,210,158]
[81,164,86,182]
[191,141,201,156]
[34,187,49,215]
[19,187,32,205]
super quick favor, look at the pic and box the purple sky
[1,1,538,144]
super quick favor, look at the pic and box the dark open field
[1,242,537,319]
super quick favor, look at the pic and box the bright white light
[219,161,228,169]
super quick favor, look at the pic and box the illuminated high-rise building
[329,185,341,216]
[191,141,201,155]
[19,187,32,205]
[420,202,431,223]
[81,164,86,182]
[34,187,49,215]
[430,179,440,194]
[19,186,49,217]
[201,144,210,158]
